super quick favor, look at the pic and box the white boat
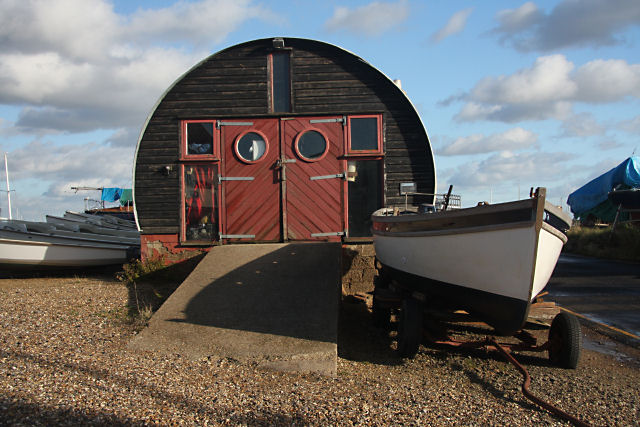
[0,214,139,268]
[0,229,133,267]
[371,187,572,336]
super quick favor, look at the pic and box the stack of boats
[0,211,140,268]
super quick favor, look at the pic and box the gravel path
[0,272,638,426]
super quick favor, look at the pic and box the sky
[0,0,639,220]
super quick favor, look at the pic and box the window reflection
[236,132,267,162]
[183,165,217,241]
[350,117,378,151]
[297,130,327,160]
[187,122,214,155]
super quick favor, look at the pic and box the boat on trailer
[371,188,580,366]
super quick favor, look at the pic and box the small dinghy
[371,187,572,336]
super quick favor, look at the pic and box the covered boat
[371,188,571,336]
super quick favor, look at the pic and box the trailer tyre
[372,292,391,328]
[397,298,423,358]
[548,312,582,369]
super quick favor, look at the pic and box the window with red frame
[346,115,382,156]
[182,121,218,159]
[182,164,217,242]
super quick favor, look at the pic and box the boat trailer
[371,286,590,427]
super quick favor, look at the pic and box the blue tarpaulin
[567,157,640,216]
[101,187,123,202]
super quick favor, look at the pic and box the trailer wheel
[372,292,391,328]
[397,298,423,358]
[548,312,582,369]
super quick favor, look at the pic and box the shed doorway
[217,116,346,243]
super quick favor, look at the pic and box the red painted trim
[233,129,270,164]
[293,128,330,162]
[179,119,220,161]
[268,54,274,113]
[345,114,383,157]
[341,158,349,236]
[179,163,219,244]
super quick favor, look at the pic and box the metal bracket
[310,172,346,181]
[220,234,256,239]
[216,121,254,129]
[311,231,345,237]
[309,117,345,125]
[218,176,255,184]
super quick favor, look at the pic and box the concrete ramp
[129,243,341,376]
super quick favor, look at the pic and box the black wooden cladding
[134,38,435,235]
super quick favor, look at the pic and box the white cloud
[324,0,409,36]
[574,59,640,102]
[469,55,577,105]
[491,0,640,52]
[125,0,281,47]
[430,8,473,43]
[618,115,640,134]
[447,151,573,188]
[453,55,640,123]
[559,112,605,137]
[0,0,275,134]
[438,127,537,156]
[494,2,542,35]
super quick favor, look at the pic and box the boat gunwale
[371,218,536,238]
[0,234,132,250]
[372,198,537,223]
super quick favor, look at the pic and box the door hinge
[218,176,255,184]
[309,116,346,125]
[310,172,346,181]
[216,121,254,129]
[311,231,346,237]
[220,234,256,239]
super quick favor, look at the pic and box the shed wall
[134,38,435,236]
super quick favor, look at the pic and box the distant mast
[4,152,12,220]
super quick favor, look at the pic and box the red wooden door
[220,119,281,242]
[281,117,346,241]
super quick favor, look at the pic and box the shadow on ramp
[129,243,341,376]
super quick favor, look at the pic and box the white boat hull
[374,223,564,303]
[0,238,130,267]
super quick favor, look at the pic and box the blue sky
[0,0,639,220]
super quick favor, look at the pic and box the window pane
[348,160,382,237]
[184,165,217,242]
[297,130,327,160]
[273,53,291,112]
[187,122,214,155]
[350,117,378,151]
[236,132,267,162]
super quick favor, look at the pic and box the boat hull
[0,238,130,267]
[372,190,570,335]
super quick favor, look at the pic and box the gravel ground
[0,270,639,426]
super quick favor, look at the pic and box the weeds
[564,223,640,262]
[116,254,205,328]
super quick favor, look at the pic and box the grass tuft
[116,254,205,328]
[564,223,640,262]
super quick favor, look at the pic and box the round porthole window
[235,132,267,163]
[295,130,328,161]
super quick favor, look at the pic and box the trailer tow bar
[488,337,591,427]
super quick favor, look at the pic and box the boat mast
[4,152,11,220]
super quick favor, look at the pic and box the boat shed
[133,37,435,267]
